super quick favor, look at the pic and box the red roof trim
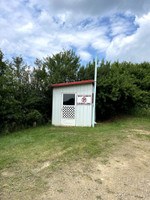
[51,80,94,87]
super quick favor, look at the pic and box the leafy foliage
[0,49,149,133]
[44,49,80,83]
[96,61,146,119]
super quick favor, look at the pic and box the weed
[106,188,114,194]
[96,195,102,199]
[57,189,63,193]
[101,159,108,165]
[134,195,143,199]
[95,179,102,184]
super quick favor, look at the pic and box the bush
[96,62,148,119]
[26,110,43,126]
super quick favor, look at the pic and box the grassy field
[0,116,150,200]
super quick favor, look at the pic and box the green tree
[0,51,22,133]
[43,49,81,83]
[25,59,50,122]
[96,61,147,119]
[77,59,95,81]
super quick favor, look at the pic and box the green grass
[0,115,150,199]
[96,195,103,199]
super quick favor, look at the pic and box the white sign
[77,95,92,105]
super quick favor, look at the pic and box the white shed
[51,80,94,127]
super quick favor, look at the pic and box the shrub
[26,110,43,126]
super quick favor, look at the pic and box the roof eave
[51,80,94,87]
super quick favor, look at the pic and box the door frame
[61,93,76,126]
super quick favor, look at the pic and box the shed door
[61,94,75,126]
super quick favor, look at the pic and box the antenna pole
[92,55,97,128]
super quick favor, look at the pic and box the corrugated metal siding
[52,88,61,125]
[52,83,93,127]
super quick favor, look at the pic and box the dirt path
[38,135,150,200]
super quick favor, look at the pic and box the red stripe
[51,80,94,87]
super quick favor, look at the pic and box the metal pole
[92,55,97,128]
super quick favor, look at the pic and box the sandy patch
[131,129,150,135]
[37,138,150,200]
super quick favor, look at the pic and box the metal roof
[51,80,94,87]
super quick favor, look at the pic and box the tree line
[0,49,149,134]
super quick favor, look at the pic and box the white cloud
[0,0,150,64]
[106,12,150,63]
[77,50,92,61]
[0,0,110,61]
[17,22,33,32]
[109,14,136,37]
[48,0,150,18]
[92,37,110,52]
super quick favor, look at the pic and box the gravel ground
[38,132,150,200]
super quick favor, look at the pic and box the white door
[61,93,75,126]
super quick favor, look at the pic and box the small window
[63,94,75,105]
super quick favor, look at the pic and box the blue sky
[0,0,150,66]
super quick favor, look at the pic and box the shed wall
[52,83,93,127]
